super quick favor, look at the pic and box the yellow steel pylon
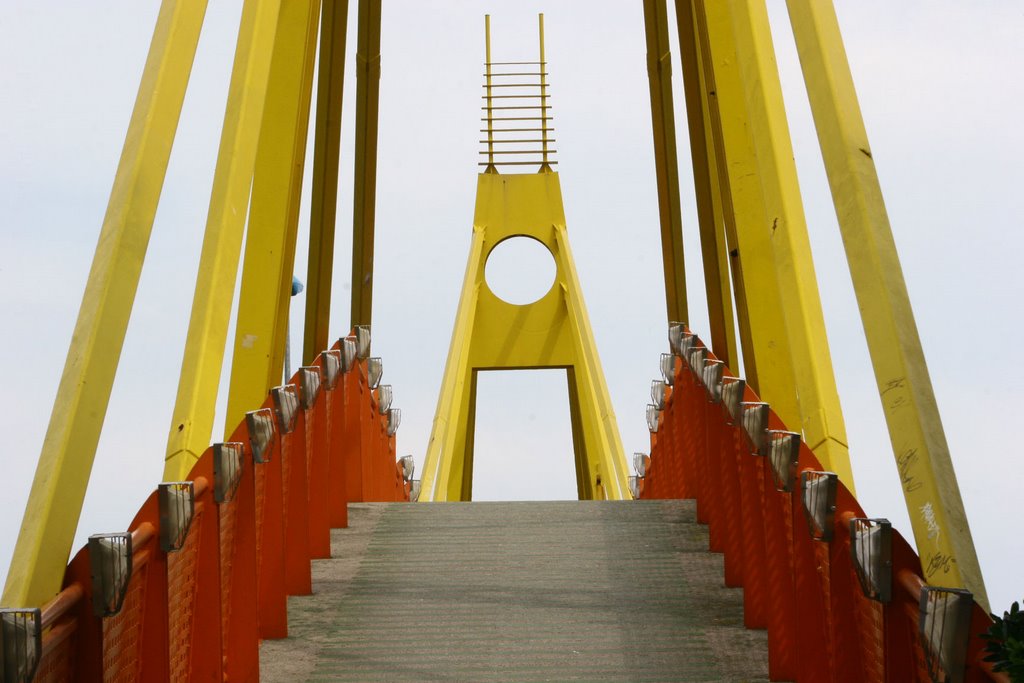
[224,0,321,441]
[419,16,630,501]
[2,0,209,608]
[163,0,285,480]
[785,0,988,608]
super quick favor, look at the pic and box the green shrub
[982,600,1024,681]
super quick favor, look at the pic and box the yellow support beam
[642,0,688,325]
[709,0,856,489]
[688,0,758,390]
[164,0,283,479]
[694,0,801,425]
[350,0,382,329]
[422,228,484,500]
[221,0,321,442]
[2,0,208,607]
[303,0,350,366]
[786,0,986,606]
[555,224,632,499]
[675,0,738,369]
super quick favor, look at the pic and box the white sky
[0,1,1021,612]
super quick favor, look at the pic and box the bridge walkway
[260,500,770,682]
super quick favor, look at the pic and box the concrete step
[260,500,769,682]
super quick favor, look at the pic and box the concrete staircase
[260,501,770,682]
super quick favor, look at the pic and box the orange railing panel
[25,336,406,681]
[641,326,1007,683]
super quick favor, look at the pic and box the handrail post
[484,15,496,173]
[538,14,551,172]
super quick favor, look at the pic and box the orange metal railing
[24,332,412,681]
[15,324,1006,681]
[635,325,1006,683]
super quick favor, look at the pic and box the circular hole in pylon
[484,236,557,306]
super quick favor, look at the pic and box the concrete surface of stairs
[260,500,770,682]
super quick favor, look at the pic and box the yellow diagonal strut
[691,0,803,444]
[3,0,209,608]
[303,0,350,365]
[785,0,987,607]
[699,0,856,489]
[225,0,321,435]
[642,0,689,327]
[163,0,283,480]
[674,0,738,370]
[350,0,382,330]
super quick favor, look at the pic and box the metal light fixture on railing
[355,325,371,359]
[800,470,837,542]
[367,357,383,390]
[271,384,299,434]
[398,455,415,482]
[668,321,685,356]
[920,586,973,683]
[849,517,892,603]
[299,366,322,410]
[740,402,769,455]
[88,533,132,617]
[340,336,358,373]
[633,452,651,478]
[659,353,675,386]
[387,408,402,436]
[213,442,244,504]
[646,403,660,433]
[158,481,195,553]
[766,430,800,492]
[721,377,745,425]
[650,380,666,410]
[0,607,41,683]
[686,346,707,382]
[678,330,696,358]
[246,408,275,463]
[702,360,724,402]
[321,349,341,390]
[409,479,422,502]
[377,384,393,414]
[628,475,642,500]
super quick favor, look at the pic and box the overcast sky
[1,1,1021,612]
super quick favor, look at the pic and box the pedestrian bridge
[0,1,1011,681]
[4,327,1005,681]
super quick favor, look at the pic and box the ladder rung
[478,128,555,133]
[482,84,550,88]
[480,150,557,155]
[480,117,554,121]
[486,61,546,65]
[478,139,555,144]
[482,94,551,99]
[482,72,548,77]
[482,106,551,110]
[478,160,559,165]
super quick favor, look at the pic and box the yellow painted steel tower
[419,16,631,502]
